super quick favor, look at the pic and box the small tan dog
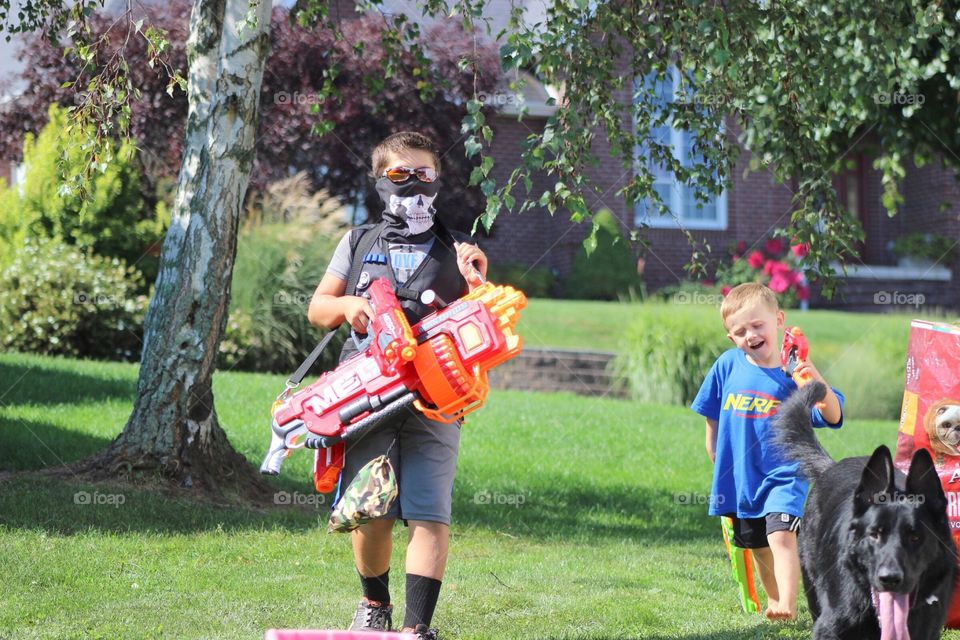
[924,399,960,466]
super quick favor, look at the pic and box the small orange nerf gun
[781,326,826,410]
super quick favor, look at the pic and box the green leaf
[469,166,484,185]
[464,136,482,158]
[482,195,501,231]
[583,222,599,256]
[480,155,494,177]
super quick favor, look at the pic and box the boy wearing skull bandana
[308,132,488,639]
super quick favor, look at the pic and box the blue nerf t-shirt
[691,348,845,518]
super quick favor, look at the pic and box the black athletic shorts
[724,512,801,549]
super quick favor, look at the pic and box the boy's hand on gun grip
[793,360,825,385]
[794,359,839,419]
[455,241,488,285]
[342,296,375,333]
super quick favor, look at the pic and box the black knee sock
[403,573,442,629]
[359,569,391,605]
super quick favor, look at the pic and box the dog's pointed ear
[855,446,895,514]
[906,448,947,513]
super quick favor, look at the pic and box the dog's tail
[773,381,833,481]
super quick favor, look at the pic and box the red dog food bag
[894,319,960,628]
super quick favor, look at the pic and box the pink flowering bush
[715,236,810,308]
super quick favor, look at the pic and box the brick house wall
[639,143,796,292]
[901,160,960,254]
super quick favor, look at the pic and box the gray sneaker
[349,599,393,631]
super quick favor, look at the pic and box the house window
[634,67,728,231]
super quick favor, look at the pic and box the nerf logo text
[723,391,781,419]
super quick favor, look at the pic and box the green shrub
[612,304,728,405]
[485,262,557,298]
[0,238,147,361]
[892,232,958,264]
[816,331,906,420]
[221,223,345,373]
[0,104,168,286]
[563,209,644,300]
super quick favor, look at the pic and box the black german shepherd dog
[774,382,956,639]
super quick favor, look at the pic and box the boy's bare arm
[705,418,718,463]
[307,273,374,332]
[793,360,843,425]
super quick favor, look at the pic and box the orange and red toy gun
[260,277,527,492]
[781,326,826,409]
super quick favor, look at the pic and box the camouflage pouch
[327,454,398,533]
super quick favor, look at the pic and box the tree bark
[95,0,273,495]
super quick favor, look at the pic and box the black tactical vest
[338,222,469,362]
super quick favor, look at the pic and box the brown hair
[720,283,780,327]
[370,131,441,178]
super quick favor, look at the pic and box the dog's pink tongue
[878,591,911,640]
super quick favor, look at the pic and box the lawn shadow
[0,472,718,541]
[453,481,718,544]
[0,359,136,407]
[0,416,114,471]
[0,474,327,535]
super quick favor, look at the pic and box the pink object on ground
[265,632,417,640]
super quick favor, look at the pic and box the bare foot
[764,606,797,621]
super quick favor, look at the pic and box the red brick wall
[482,116,573,277]
[859,151,896,265]
[901,160,960,254]
[640,126,796,291]
[899,159,960,306]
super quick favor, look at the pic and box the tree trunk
[96,0,273,494]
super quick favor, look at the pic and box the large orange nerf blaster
[260,277,527,492]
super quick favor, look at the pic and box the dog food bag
[894,319,960,627]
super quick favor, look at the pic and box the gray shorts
[338,406,461,525]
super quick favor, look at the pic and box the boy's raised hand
[454,241,488,285]
[793,359,826,384]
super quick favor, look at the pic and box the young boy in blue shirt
[691,283,844,621]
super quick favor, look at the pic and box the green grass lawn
[518,298,941,352]
[522,299,959,420]
[2,351,960,639]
